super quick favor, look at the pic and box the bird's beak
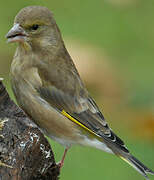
[5,24,28,43]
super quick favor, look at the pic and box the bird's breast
[10,60,87,147]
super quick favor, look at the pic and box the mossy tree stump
[0,79,60,180]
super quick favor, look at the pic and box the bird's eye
[31,24,39,30]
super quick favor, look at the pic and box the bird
[6,6,154,179]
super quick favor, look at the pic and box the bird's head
[6,6,62,51]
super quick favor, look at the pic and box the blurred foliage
[0,0,154,180]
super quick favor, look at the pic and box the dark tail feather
[120,154,154,180]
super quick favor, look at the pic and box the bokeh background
[0,0,154,179]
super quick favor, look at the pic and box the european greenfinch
[6,6,154,179]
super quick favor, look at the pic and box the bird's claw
[57,161,64,170]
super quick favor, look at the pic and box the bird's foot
[57,160,64,169]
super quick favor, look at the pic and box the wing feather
[37,85,129,153]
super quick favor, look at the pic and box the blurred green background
[0,0,154,179]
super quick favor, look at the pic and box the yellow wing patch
[119,156,133,169]
[61,110,98,136]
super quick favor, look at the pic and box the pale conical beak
[6,24,27,43]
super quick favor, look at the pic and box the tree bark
[0,79,60,180]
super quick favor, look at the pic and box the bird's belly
[31,96,84,147]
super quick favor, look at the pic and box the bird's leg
[58,148,69,169]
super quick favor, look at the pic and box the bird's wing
[37,84,154,180]
[37,84,129,153]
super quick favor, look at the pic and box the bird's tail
[119,154,154,180]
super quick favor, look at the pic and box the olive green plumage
[6,6,154,179]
